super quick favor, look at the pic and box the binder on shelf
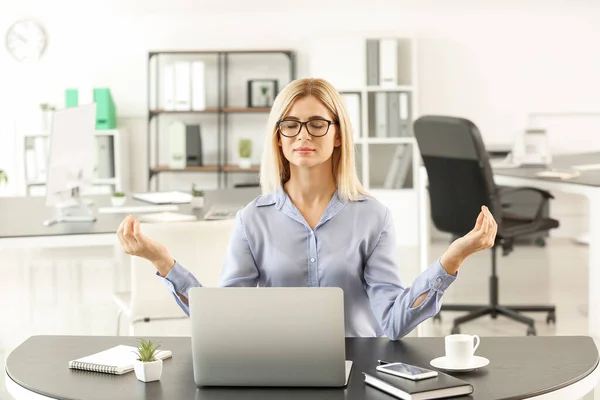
[191,61,206,111]
[341,93,361,140]
[399,92,410,137]
[25,138,37,182]
[95,136,115,179]
[375,92,387,138]
[186,124,203,167]
[163,64,175,111]
[34,136,48,181]
[174,61,191,111]
[379,38,399,87]
[386,92,401,138]
[94,88,116,130]
[168,121,186,169]
[383,145,412,189]
[366,39,380,86]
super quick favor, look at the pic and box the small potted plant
[260,85,270,106]
[190,184,204,208]
[0,169,7,196]
[133,338,163,383]
[111,191,126,207]
[238,138,252,169]
[0,170,7,186]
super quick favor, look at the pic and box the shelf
[150,108,270,115]
[222,165,260,172]
[222,107,271,113]
[150,108,219,116]
[151,165,220,173]
[150,49,294,56]
[24,130,120,138]
[150,165,259,173]
[366,85,413,92]
[356,137,415,144]
[26,178,117,186]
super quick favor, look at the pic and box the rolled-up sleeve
[155,210,259,316]
[364,208,457,340]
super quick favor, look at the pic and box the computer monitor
[43,103,97,226]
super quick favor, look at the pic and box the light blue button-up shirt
[158,187,456,340]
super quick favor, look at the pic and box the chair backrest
[129,219,236,320]
[413,115,502,236]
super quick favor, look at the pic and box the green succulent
[239,139,252,158]
[191,184,204,197]
[0,170,7,185]
[112,192,125,197]
[40,103,56,111]
[134,338,161,362]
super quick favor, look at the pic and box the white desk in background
[418,152,600,339]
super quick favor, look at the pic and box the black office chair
[413,115,559,336]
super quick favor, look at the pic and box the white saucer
[430,356,490,372]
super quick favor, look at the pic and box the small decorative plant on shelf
[190,184,204,208]
[133,338,163,383]
[238,138,252,169]
[0,170,7,186]
[111,191,126,207]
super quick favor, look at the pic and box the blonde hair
[259,78,368,201]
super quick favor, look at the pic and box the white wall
[2,0,599,236]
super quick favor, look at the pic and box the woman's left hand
[440,205,498,275]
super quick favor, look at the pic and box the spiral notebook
[68,345,172,375]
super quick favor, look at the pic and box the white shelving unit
[309,35,420,245]
[21,129,129,197]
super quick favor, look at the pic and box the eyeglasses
[277,118,337,138]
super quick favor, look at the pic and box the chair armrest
[498,186,554,199]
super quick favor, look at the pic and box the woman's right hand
[117,215,175,277]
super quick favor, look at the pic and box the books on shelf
[174,61,191,111]
[162,61,206,111]
[369,92,411,138]
[366,38,412,88]
[363,370,473,400]
[379,38,398,87]
[191,61,206,111]
[69,345,172,375]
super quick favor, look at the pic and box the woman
[117,78,497,340]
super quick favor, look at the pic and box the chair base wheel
[546,311,556,324]
[433,313,441,322]
[527,327,537,336]
[451,326,460,334]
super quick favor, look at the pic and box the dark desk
[5,335,599,400]
[0,188,260,246]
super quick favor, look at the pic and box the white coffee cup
[445,334,480,367]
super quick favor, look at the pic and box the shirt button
[436,277,442,283]
[310,258,315,263]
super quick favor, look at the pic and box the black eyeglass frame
[276,118,338,138]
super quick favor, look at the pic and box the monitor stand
[43,187,97,227]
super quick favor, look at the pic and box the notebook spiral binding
[70,361,118,374]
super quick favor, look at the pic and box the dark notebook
[363,370,473,400]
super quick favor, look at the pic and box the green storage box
[65,89,78,108]
[93,88,116,130]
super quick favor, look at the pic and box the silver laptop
[189,287,353,387]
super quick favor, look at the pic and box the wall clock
[5,19,47,62]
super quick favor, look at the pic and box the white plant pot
[238,157,252,169]
[111,196,126,207]
[134,359,163,383]
[190,196,204,209]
